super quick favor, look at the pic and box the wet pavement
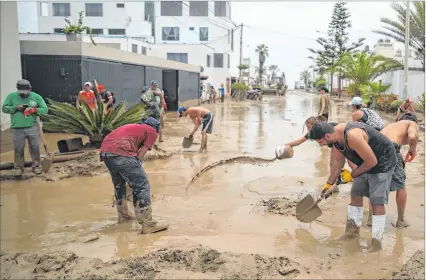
[1,91,424,279]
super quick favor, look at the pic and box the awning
[200,76,209,80]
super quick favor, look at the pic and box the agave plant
[64,11,97,46]
[41,99,150,144]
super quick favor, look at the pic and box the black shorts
[202,112,213,134]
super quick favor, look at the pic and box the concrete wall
[378,70,425,101]
[1,2,22,131]
[20,40,201,73]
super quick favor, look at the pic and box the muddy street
[1,91,425,279]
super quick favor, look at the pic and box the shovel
[37,118,54,173]
[182,136,194,148]
[295,187,334,223]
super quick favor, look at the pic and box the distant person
[150,80,167,142]
[1,79,48,176]
[100,117,168,234]
[210,86,217,104]
[396,98,417,122]
[93,79,103,104]
[77,82,97,111]
[219,84,225,103]
[318,86,330,121]
[350,97,384,131]
[94,82,116,112]
[178,106,213,153]
[140,86,161,121]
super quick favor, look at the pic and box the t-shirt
[79,90,96,109]
[219,87,225,96]
[100,124,158,157]
[1,91,48,129]
[141,89,159,109]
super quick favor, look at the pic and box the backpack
[361,108,384,131]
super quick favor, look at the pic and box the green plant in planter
[64,11,97,46]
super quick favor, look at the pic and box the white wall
[378,70,425,101]
[1,1,22,131]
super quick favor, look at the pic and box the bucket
[182,137,194,148]
[275,145,294,160]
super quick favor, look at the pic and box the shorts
[149,107,161,121]
[390,148,406,192]
[202,112,213,134]
[351,167,394,205]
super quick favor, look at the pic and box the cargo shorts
[390,150,406,192]
[351,167,395,205]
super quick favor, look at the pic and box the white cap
[84,82,92,87]
[350,96,363,106]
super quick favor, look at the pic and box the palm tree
[41,99,149,145]
[268,65,280,84]
[237,64,249,82]
[300,69,312,88]
[255,44,269,85]
[373,2,425,71]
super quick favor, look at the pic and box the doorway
[162,70,178,111]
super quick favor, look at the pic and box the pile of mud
[261,197,297,216]
[0,146,175,182]
[391,250,424,280]
[1,246,306,279]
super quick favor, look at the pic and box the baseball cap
[350,97,363,106]
[16,79,31,92]
[140,117,160,133]
[97,84,105,91]
[177,106,186,117]
[151,80,158,86]
[84,82,92,87]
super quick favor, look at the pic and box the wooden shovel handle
[36,117,48,154]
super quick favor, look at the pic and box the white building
[18,1,236,95]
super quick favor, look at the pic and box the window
[227,54,230,68]
[144,1,154,21]
[141,46,147,55]
[161,1,182,16]
[85,3,103,17]
[214,53,224,68]
[214,1,226,17]
[189,27,194,31]
[167,53,188,64]
[108,29,126,35]
[39,2,48,16]
[132,44,138,53]
[207,55,211,67]
[199,27,208,41]
[162,27,179,41]
[189,1,208,16]
[52,3,70,17]
[53,28,64,34]
[116,3,125,8]
[91,29,103,35]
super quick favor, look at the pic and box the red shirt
[101,124,158,157]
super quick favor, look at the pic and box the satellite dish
[200,66,204,72]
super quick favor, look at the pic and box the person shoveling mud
[100,117,168,234]
[178,106,213,153]
[309,121,397,252]
[364,119,419,228]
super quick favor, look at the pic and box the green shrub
[376,93,399,112]
[231,82,248,101]
[418,92,425,111]
[390,100,404,113]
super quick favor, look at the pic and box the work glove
[163,103,168,111]
[321,183,333,199]
[339,168,353,183]
[24,107,37,116]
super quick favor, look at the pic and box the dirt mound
[391,250,424,280]
[0,246,305,279]
[261,197,297,216]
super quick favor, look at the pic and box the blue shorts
[202,112,213,134]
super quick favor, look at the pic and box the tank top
[333,122,396,174]
[318,94,330,114]
[360,108,384,131]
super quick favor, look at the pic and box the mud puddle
[260,197,298,216]
[0,245,306,279]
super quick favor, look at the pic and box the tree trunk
[330,72,334,97]
[337,73,342,99]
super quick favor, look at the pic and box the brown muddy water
[1,91,425,279]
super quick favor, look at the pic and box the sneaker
[14,168,23,176]
[33,166,42,175]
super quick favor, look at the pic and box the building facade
[18,1,236,95]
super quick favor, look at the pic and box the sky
[229,1,399,87]
[17,1,401,88]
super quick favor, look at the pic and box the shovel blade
[182,137,194,148]
[42,157,52,173]
[295,194,323,223]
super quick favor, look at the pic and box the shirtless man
[309,121,396,251]
[396,98,417,122]
[177,106,213,153]
[364,120,419,228]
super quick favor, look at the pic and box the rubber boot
[159,127,163,142]
[135,205,169,234]
[371,215,386,252]
[117,201,134,223]
[199,135,207,153]
[335,205,362,241]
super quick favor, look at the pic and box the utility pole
[403,1,410,99]
[239,23,243,82]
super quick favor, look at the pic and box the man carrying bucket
[309,121,396,251]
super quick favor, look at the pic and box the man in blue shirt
[219,84,225,103]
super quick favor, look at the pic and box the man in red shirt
[100,117,168,234]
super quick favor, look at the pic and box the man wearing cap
[144,81,166,142]
[177,106,213,153]
[77,82,97,111]
[100,117,168,234]
[318,86,331,121]
[219,84,225,103]
[2,79,49,176]
[396,98,417,122]
[350,96,384,131]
